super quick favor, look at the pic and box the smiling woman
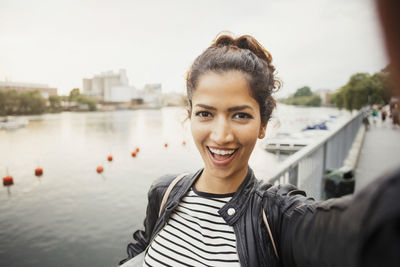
[190,71,265,194]
[119,33,400,267]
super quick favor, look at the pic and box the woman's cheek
[235,124,259,145]
[191,122,208,143]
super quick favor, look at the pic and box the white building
[141,83,162,106]
[82,69,137,103]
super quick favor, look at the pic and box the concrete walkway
[354,121,400,192]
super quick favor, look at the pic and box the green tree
[332,91,344,109]
[332,71,390,111]
[294,86,312,98]
[306,94,322,106]
[69,88,80,102]
[0,90,20,115]
[76,94,97,111]
[284,86,322,107]
[67,88,97,111]
[18,91,46,114]
[49,95,62,112]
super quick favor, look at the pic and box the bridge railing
[267,110,364,200]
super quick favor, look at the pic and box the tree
[284,86,322,107]
[76,94,97,111]
[306,94,322,107]
[332,70,391,111]
[68,88,97,111]
[18,91,46,114]
[294,86,312,98]
[69,88,80,102]
[0,90,20,115]
[49,95,62,112]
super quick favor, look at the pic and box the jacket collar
[218,167,257,225]
[172,167,257,226]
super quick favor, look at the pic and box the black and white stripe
[143,188,239,267]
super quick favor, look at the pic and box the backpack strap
[158,173,188,217]
[262,208,279,260]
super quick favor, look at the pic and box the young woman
[119,34,400,267]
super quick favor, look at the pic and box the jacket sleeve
[119,175,174,265]
[263,168,400,267]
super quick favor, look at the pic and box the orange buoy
[3,176,14,186]
[131,151,137,157]
[35,167,43,176]
[107,155,113,161]
[136,147,140,153]
[182,141,186,145]
[96,166,104,173]
[164,143,168,148]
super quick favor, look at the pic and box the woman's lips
[207,147,238,167]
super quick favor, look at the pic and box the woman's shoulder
[148,171,197,193]
[148,173,180,194]
[255,179,307,198]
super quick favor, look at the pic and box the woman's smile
[190,70,266,193]
[207,146,238,166]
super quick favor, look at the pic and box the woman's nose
[210,116,234,144]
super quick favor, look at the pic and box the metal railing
[267,110,364,200]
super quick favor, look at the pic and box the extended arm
[264,168,400,267]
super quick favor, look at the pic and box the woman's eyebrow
[195,104,253,112]
[227,105,252,112]
[195,104,216,110]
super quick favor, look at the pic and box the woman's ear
[259,123,267,139]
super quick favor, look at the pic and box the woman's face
[190,70,266,180]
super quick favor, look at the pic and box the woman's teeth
[208,147,236,155]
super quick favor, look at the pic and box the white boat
[0,117,29,130]
[262,132,310,153]
[262,129,330,153]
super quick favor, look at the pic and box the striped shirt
[143,187,240,267]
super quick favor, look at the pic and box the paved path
[355,121,400,192]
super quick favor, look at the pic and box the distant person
[381,107,388,126]
[119,33,400,267]
[363,109,371,130]
[371,105,379,126]
[391,103,399,128]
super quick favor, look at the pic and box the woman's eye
[233,113,253,119]
[195,111,212,118]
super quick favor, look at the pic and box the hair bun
[215,36,234,47]
[213,34,270,64]
[236,37,250,50]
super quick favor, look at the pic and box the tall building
[82,69,136,103]
[0,81,57,98]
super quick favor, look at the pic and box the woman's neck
[194,167,248,194]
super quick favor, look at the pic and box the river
[0,105,350,267]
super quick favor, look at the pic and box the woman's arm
[264,168,400,267]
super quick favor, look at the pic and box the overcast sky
[0,0,388,97]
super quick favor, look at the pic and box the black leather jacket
[120,167,400,267]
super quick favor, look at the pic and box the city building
[82,69,137,103]
[0,81,57,98]
[141,83,162,107]
[315,89,332,105]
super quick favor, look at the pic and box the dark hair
[186,34,281,123]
